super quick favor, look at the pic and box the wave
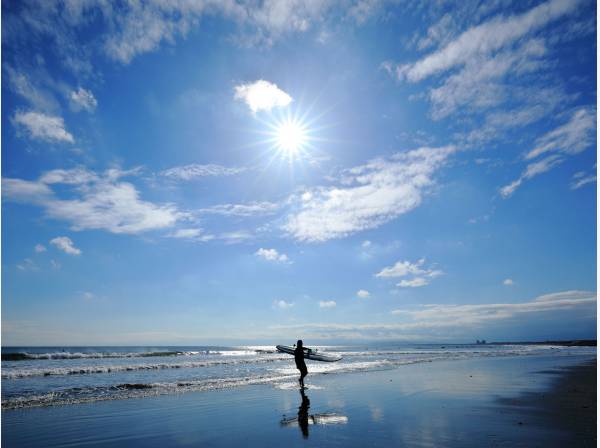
[0,349,273,362]
[2,355,290,379]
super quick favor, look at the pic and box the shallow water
[1,344,594,409]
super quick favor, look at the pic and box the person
[294,339,309,388]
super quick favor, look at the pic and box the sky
[1,0,597,346]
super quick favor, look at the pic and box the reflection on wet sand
[280,389,348,438]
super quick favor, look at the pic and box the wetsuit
[294,346,308,379]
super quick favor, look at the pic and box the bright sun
[276,121,306,154]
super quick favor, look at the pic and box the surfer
[294,339,309,388]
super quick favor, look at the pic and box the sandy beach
[2,353,595,447]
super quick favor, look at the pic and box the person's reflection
[298,388,310,438]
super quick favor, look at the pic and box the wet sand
[2,354,596,447]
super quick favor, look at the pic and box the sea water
[1,344,594,409]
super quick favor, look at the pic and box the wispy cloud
[284,146,455,242]
[3,168,183,234]
[50,236,81,255]
[34,244,47,253]
[500,155,564,198]
[234,80,292,113]
[500,106,595,197]
[70,87,97,112]
[199,201,280,217]
[525,107,596,160]
[503,278,515,286]
[168,228,214,242]
[161,164,247,180]
[391,0,581,83]
[13,111,74,143]
[571,174,596,190]
[271,290,596,340]
[255,248,290,263]
[16,258,39,272]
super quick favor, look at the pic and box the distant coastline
[487,339,596,347]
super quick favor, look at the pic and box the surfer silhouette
[294,339,309,388]
[298,388,310,438]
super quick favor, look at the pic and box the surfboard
[280,413,348,426]
[276,345,342,362]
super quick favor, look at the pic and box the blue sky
[2,0,596,345]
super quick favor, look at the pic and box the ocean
[1,344,594,409]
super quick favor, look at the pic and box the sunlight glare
[276,121,306,154]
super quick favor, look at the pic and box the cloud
[397,277,429,288]
[525,107,596,160]
[161,164,247,180]
[199,201,280,217]
[500,155,564,198]
[376,259,442,288]
[34,244,47,253]
[273,299,294,310]
[319,300,336,308]
[234,80,292,113]
[13,111,74,143]
[82,291,94,300]
[390,290,596,327]
[284,146,455,242]
[16,258,39,272]
[70,87,97,112]
[255,248,290,263]
[393,0,581,83]
[571,175,596,190]
[503,278,515,286]
[271,290,596,340]
[356,289,370,299]
[168,228,213,241]
[3,168,183,234]
[50,236,81,255]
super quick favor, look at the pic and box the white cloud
[270,290,596,340]
[500,107,596,197]
[273,299,294,310]
[398,277,429,288]
[376,259,442,288]
[82,291,94,300]
[393,0,581,83]
[3,168,183,234]
[200,201,280,217]
[255,248,290,263]
[13,111,74,143]
[284,146,455,242]
[319,300,336,308]
[161,164,247,180]
[70,87,97,112]
[525,107,596,160]
[50,236,81,255]
[571,175,596,190]
[168,228,213,241]
[356,289,370,299]
[17,258,38,272]
[503,278,515,286]
[500,155,564,198]
[234,80,292,113]
[361,240,371,248]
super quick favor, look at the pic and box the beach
[2,349,596,447]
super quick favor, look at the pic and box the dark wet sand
[496,359,596,447]
[2,354,596,447]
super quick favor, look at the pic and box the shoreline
[2,354,596,447]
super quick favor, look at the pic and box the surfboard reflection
[280,389,348,438]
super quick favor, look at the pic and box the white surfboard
[276,345,342,362]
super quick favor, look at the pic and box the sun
[275,120,306,154]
